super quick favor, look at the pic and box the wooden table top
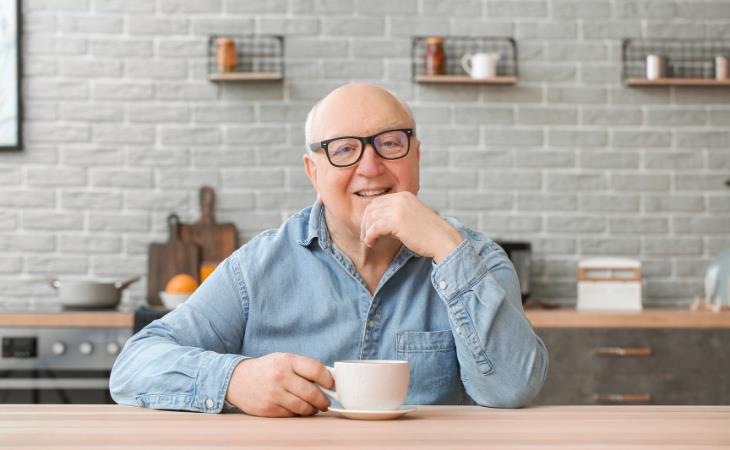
[2,405,729,449]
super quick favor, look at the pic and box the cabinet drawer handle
[595,393,652,403]
[595,347,652,357]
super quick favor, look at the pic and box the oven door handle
[0,378,109,390]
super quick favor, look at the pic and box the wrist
[432,226,463,264]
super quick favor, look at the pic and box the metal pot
[48,277,140,309]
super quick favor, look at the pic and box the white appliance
[577,258,642,311]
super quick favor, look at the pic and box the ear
[303,153,321,200]
[413,138,421,161]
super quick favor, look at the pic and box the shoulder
[233,206,313,262]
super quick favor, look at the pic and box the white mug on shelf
[460,52,500,79]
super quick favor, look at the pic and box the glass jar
[216,37,237,73]
[424,37,445,76]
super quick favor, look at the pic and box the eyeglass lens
[327,130,409,166]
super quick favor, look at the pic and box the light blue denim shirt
[110,201,548,413]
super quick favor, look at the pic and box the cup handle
[460,53,473,76]
[320,366,338,402]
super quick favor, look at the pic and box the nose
[355,143,385,177]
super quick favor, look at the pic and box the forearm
[432,238,548,408]
[109,256,250,413]
[109,321,246,413]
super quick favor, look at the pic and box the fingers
[284,372,331,412]
[290,355,334,389]
[362,218,392,247]
[276,390,319,416]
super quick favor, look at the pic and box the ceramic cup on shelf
[646,54,667,80]
[715,56,729,80]
[460,52,500,79]
[320,360,409,411]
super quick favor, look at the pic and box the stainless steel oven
[0,326,131,404]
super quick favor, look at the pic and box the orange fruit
[199,263,217,283]
[165,274,199,294]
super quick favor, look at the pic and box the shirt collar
[298,201,330,250]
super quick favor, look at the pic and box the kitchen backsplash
[1,0,729,308]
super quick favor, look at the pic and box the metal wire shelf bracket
[622,38,730,87]
[208,35,284,81]
[411,36,518,85]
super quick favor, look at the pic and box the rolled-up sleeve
[109,254,249,413]
[431,235,548,408]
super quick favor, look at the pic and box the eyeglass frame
[308,128,415,168]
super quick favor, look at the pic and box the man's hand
[225,352,334,417]
[360,191,464,263]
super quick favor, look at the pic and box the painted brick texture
[1,0,729,308]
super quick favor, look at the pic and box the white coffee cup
[461,52,500,79]
[320,360,409,411]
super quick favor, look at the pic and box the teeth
[356,188,388,197]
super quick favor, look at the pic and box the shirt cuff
[431,239,489,304]
[194,353,248,413]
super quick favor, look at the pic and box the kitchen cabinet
[526,309,730,405]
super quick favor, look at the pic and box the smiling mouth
[355,188,391,198]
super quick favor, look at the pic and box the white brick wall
[1,0,729,308]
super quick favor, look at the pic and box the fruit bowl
[159,291,190,309]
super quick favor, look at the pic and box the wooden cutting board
[147,214,200,306]
[179,186,239,268]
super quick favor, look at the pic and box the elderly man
[110,83,548,417]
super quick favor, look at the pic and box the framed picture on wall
[0,0,21,151]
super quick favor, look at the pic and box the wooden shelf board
[526,308,730,329]
[209,72,283,81]
[415,75,518,85]
[0,312,134,328]
[625,77,730,86]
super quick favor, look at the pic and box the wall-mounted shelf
[411,36,518,85]
[622,39,730,87]
[625,77,730,87]
[209,72,283,81]
[207,35,284,82]
[415,75,517,84]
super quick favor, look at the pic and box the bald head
[304,83,415,149]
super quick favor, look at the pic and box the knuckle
[264,386,278,399]
[297,402,315,416]
[271,369,286,383]
[303,388,319,404]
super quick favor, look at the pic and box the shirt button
[367,320,376,328]
[439,280,447,290]
[205,398,214,408]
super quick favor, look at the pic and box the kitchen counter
[0,311,134,328]
[525,308,730,328]
[2,308,729,329]
[1,405,728,449]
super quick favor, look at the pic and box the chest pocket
[396,330,462,405]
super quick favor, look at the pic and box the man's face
[304,84,421,239]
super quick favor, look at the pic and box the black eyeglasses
[308,128,414,168]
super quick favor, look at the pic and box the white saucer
[328,406,416,420]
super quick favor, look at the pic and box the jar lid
[426,37,444,44]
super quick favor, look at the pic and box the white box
[577,258,642,311]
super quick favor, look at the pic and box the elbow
[108,337,148,407]
[472,339,549,409]
[109,351,137,407]
[472,384,540,409]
